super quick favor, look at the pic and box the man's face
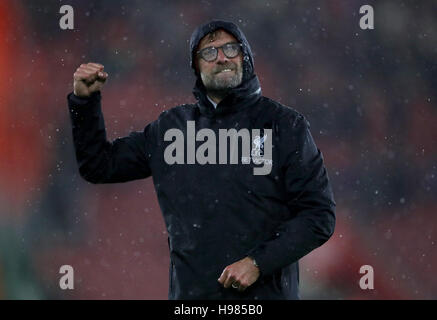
[196,29,243,92]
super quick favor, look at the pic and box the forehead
[198,29,238,50]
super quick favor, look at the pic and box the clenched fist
[73,62,108,97]
[218,257,260,292]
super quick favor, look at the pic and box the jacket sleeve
[67,91,154,184]
[247,115,336,276]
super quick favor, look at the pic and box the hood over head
[189,19,261,116]
[189,19,255,82]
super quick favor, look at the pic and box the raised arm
[67,63,154,184]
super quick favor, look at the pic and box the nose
[216,47,229,63]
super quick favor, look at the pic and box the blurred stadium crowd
[0,0,435,299]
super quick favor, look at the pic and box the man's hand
[73,62,108,97]
[218,257,260,292]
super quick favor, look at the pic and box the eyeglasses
[197,42,243,62]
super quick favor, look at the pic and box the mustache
[214,63,237,73]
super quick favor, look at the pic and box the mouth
[216,68,234,74]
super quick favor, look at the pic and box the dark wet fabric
[67,19,335,300]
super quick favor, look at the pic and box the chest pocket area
[232,120,284,200]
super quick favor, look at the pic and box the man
[67,20,336,299]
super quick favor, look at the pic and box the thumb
[218,268,227,284]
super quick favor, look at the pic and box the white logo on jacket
[242,134,273,167]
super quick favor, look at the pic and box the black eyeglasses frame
[196,42,243,62]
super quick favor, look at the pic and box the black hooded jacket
[67,20,336,299]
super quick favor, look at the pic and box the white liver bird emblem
[251,134,267,157]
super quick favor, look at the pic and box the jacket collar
[192,74,262,117]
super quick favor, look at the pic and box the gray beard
[200,67,243,100]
